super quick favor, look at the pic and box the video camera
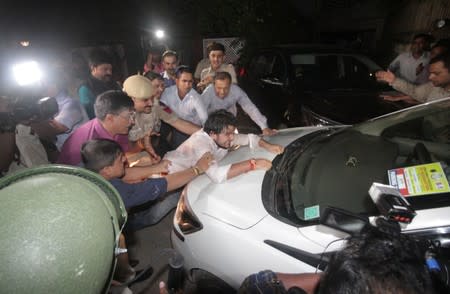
[0,95,58,133]
[319,183,450,290]
[0,59,59,133]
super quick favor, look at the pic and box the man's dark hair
[162,50,178,60]
[81,139,123,173]
[94,90,134,120]
[317,225,434,294]
[204,110,237,135]
[207,42,226,55]
[432,38,450,51]
[430,52,450,70]
[144,71,164,82]
[214,71,232,82]
[88,48,113,67]
[413,33,433,43]
[175,66,193,79]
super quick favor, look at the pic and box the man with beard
[79,49,121,118]
[376,52,450,103]
[123,74,200,160]
[164,110,284,183]
[160,50,179,87]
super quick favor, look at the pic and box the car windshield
[272,98,450,225]
[290,53,381,90]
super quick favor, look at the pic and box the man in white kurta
[164,110,284,183]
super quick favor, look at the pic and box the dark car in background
[237,44,410,129]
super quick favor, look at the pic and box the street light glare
[19,40,30,47]
[155,30,165,39]
[13,61,42,86]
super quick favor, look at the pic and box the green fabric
[78,85,95,118]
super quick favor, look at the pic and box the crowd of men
[1,36,450,293]
[0,42,284,291]
[376,35,450,103]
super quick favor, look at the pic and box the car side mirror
[320,206,369,235]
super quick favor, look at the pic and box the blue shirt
[161,71,176,88]
[109,177,168,209]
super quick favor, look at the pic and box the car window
[248,52,286,83]
[290,54,340,88]
[270,55,286,81]
[248,53,272,79]
[343,56,370,76]
[342,56,375,87]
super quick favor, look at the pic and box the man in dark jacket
[79,49,121,118]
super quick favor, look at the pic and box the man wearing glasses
[58,90,135,166]
[58,90,170,182]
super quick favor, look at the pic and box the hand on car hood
[185,128,327,229]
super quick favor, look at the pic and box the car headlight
[174,186,203,234]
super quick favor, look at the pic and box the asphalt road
[127,210,175,294]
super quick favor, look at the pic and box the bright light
[155,30,165,39]
[19,40,30,47]
[12,61,42,86]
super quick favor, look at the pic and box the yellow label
[388,162,450,196]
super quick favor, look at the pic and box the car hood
[303,90,409,124]
[186,127,330,229]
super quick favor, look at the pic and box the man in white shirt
[160,66,208,126]
[197,42,237,92]
[376,52,450,103]
[202,71,277,136]
[388,34,431,85]
[160,66,208,147]
[161,50,178,87]
[28,70,89,158]
[164,110,284,183]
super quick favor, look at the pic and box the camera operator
[0,79,58,175]
[0,93,58,176]
[30,70,89,158]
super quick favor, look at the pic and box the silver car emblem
[346,156,358,167]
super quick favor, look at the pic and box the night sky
[1,1,136,44]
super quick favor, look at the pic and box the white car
[171,98,450,292]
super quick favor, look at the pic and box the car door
[241,50,290,128]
